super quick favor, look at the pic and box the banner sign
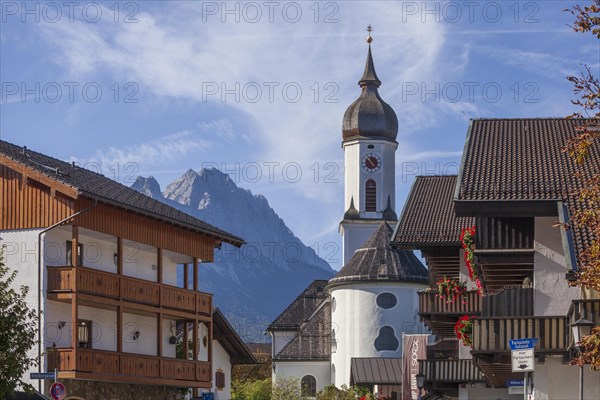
[402,334,428,400]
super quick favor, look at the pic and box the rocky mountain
[131,168,334,341]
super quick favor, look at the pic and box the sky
[1,0,598,270]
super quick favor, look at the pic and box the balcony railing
[419,290,482,316]
[47,347,211,387]
[47,266,212,316]
[419,359,485,384]
[471,316,568,353]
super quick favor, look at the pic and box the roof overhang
[350,357,403,386]
[454,199,559,217]
[212,308,256,365]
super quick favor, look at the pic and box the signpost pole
[523,372,527,400]
[54,369,57,383]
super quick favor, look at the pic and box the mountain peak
[131,176,162,199]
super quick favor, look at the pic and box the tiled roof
[273,301,331,361]
[456,118,599,267]
[392,175,474,248]
[267,280,329,331]
[457,118,598,201]
[0,140,243,246]
[330,222,429,285]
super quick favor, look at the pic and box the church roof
[272,301,331,361]
[342,40,398,143]
[267,280,329,331]
[350,357,403,386]
[392,175,474,248]
[329,222,429,285]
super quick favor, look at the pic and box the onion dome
[329,222,428,286]
[342,29,398,142]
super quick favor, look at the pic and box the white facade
[340,220,384,264]
[208,340,233,400]
[273,360,331,395]
[330,282,426,387]
[0,225,200,392]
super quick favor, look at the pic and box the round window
[377,292,397,309]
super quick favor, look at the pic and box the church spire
[359,26,381,88]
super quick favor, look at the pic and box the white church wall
[330,282,426,387]
[533,217,580,316]
[340,221,383,265]
[273,360,331,395]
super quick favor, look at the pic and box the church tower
[340,27,398,264]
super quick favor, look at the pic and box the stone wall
[45,380,187,400]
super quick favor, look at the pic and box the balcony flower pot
[169,335,177,344]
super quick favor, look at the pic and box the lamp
[571,318,593,348]
[416,373,425,400]
[570,317,594,400]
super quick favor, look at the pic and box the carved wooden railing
[471,316,568,353]
[47,348,211,384]
[418,290,482,316]
[47,266,212,316]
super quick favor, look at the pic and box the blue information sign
[509,338,538,350]
[30,372,56,380]
[506,379,525,387]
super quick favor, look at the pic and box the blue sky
[1,1,598,269]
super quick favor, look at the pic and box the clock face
[362,153,382,172]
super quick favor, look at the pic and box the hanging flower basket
[460,226,483,294]
[455,315,474,347]
[436,277,467,303]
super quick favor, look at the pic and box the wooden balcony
[471,316,568,354]
[47,266,212,317]
[418,290,482,338]
[47,347,211,388]
[419,359,485,384]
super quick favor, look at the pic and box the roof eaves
[454,119,474,202]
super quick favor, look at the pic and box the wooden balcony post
[193,319,198,361]
[117,305,123,353]
[193,257,198,292]
[183,263,189,290]
[183,321,189,360]
[71,225,79,351]
[157,313,162,357]
[117,237,123,275]
[157,248,163,284]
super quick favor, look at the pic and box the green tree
[271,376,301,400]
[232,377,272,400]
[0,247,39,397]
[564,0,600,370]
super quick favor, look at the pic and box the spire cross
[366,25,373,44]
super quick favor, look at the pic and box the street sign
[30,372,56,380]
[50,382,66,400]
[507,379,525,394]
[511,348,535,372]
[509,338,538,350]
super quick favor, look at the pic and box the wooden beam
[157,313,162,357]
[193,257,198,292]
[117,237,123,276]
[117,305,123,353]
[157,248,163,284]
[183,321,189,360]
[193,319,198,361]
[183,263,189,290]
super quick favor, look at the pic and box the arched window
[377,293,397,309]
[331,364,336,386]
[331,328,337,353]
[301,375,317,397]
[365,180,377,211]
[374,326,399,351]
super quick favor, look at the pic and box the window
[77,320,92,349]
[331,328,337,353]
[377,293,397,309]
[66,241,83,266]
[365,180,376,211]
[301,375,317,397]
[331,297,336,313]
[331,364,336,386]
[215,369,225,389]
[374,326,398,351]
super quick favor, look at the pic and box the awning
[350,357,403,386]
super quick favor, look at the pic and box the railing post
[71,225,79,355]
